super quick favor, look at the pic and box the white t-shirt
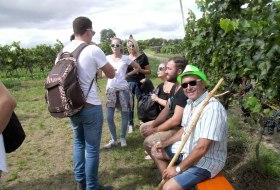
[106,55,132,90]
[0,134,8,172]
[61,40,108,105]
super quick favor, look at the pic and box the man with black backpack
[57,16,115,190]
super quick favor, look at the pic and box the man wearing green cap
[151,65,228,190]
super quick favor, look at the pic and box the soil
[225,106,280,190]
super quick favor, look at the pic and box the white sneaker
[120,138,127,147]
[145,155,152,160]
[104,140,118,149]
[128,125,134,133]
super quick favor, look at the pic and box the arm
[0,82,16,133]
[141,105,169,137]
[161,127,184,147]
[156,104,184,132]
[163,138,213,179]
[151,93,167,107]
[100,63,115,79]
[126,61,141,77]
[139,65,151,75]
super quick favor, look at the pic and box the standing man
[140,57,188,158]
[62,16,115,190]
[151,65,228,190]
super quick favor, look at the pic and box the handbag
[137,94,160,122]
[2,112,26,153]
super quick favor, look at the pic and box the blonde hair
[127,37,140,53]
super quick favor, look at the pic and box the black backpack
[3,112,26,153]
[45,43,94,118]
[137,94,160,122]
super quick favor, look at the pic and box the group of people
[1,16,229,190]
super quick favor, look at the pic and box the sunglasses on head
[111,44,121,48]
[157,66,166,72]
[181,79,201,89]
[128,44,135,48]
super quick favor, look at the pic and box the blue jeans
[165,145,211,190]
[128,81,142,126]
[70,105,103,190]
[106,91,129,140]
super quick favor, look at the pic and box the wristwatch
[175,166,181,174]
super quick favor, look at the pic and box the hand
[162,166,177,180]
[142,125,156,137]
[151,94,158,102]
[151,142,163,158]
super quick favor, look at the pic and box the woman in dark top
[126,36,151,133]
[139,62,174,120]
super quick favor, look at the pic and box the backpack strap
[71,43,88,59]
[71,43,95,99]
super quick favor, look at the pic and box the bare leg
[151,145,170,175]
[163,178,183,190]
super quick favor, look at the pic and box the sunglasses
[87,29,95,36]
[111,44,121,48]
[128,44,135,48]
[157,67,166,72]
[181,79,201,89]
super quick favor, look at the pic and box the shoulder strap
[71,43,88,59]
[70,43,94,99]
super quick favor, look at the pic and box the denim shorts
[164,145,211,190]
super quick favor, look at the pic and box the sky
[0,0,201,48]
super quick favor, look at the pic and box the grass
[144,49,182,58]
[1,77,280,190]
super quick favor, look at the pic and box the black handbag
[137,94,160,122]
[2,112,26,153]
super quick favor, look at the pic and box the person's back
[64,16,114,190]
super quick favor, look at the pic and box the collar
[187,91,208,107]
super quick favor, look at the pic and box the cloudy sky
[0,0,201,48]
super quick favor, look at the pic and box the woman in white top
[0,82,17,177]
[104,37,140,148]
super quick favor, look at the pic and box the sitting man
[140,57,188,158]
[151,65,227,190]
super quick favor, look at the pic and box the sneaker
[98,184,113,190]
[128,125,134,133]
[104,140,118,149]
[145,155,152,160]
[120,138,127,147]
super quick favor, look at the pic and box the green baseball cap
[177,65,207,83]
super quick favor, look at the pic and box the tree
[100,29,116,43]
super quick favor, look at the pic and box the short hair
[73,16,92,35]
[168,56,187,71]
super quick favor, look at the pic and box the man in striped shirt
[151,65,227,190]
